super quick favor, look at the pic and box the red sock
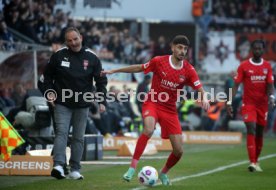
[130,134,150,169]
[255,136,263,162]
[161,152,182,174]
[247,134,256,163]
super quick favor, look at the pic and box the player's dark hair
[172,35,190,46]
[251,39,265,48]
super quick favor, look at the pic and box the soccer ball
[138,166,159,186]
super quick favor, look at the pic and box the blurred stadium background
[0,0,276,189]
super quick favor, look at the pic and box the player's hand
[269,96,276,108]
[201,100,210,111]
[101,70,114,76]
[99,103,106,113]
[226,103,233,117]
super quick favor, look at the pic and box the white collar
[169,55,183,70]
[249,58,263,66]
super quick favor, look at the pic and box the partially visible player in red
[101,35,210,185]
[226,39,275,172]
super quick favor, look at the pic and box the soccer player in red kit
[102,35,210,185]
[226,39,275,172]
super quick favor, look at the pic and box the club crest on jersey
[83,60,88,70]
[263,69,268,74]
[179,75,185,82]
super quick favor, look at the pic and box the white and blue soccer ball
[138,166,159,186]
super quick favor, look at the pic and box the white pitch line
[103,155,168,160]
[81,161,130,165]
[131,153,276,190]
[81,155,168,165]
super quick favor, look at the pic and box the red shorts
[142,102,182,139]
[241,104,268,127]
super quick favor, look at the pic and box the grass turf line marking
[131,153,276,190]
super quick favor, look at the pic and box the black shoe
[51,165,66,179]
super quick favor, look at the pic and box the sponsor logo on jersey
[161,79,179,89]
[250,75,266,81]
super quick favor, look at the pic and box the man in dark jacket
[38,27,107,180]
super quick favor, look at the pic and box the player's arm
[266,65,275,107]
[101,64,143,75]
[226,82,240,117]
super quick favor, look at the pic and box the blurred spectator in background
[10,83,26,107]
[152,36,170,57]
[107,85,136,134]
[135,75,151,114]
[0,20,14,50]
[192,0,205,24]
[224,71,236,99]
[122,84,137,119]
[88,101,112,137]
[200,101,224,131]
[0,88,15,108]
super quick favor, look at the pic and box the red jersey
[142,55,202,112]
[234,58,274,106]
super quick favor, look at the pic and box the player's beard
[176,54,185,61]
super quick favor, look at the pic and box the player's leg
[159,134,183,185]
[158,111,182,185]
[123,116,156,181]
[123,103,157,182]
[242,105,258,172]
[245,122,257,172]
[255,124,264,172]
[255,124,264,159]
[254,108,267,172]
